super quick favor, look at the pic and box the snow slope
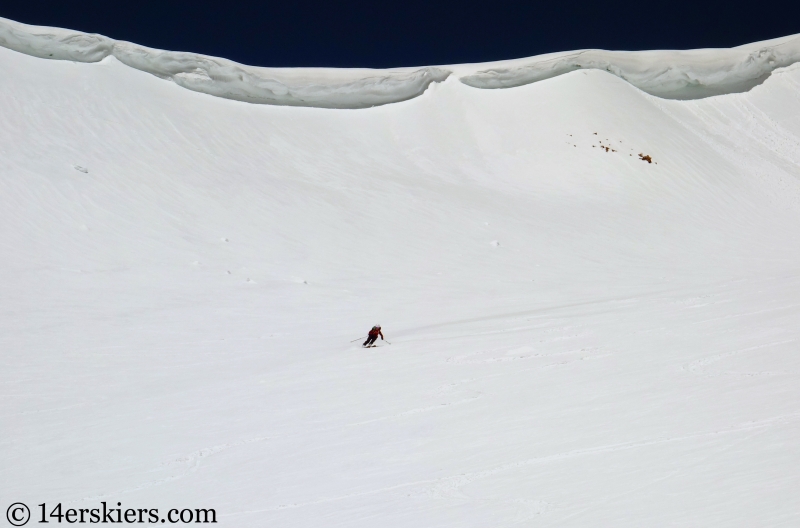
[2,35,800,527]
[3,16,800,107]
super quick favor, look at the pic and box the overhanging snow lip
[456,40,800,100]
[1,16,799,107]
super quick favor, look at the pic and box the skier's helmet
[375,324,381,329]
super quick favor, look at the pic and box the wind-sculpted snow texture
[3,25,800,528]
[2,16,800,107]
[457,35,800,99]
[0,17,450,108]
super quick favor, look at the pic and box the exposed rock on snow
[4,20,800,526]
[2,17,800,107]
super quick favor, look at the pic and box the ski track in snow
[72,435,278,503]
[445,346,608,365]
[550,425,775,525]
[682,339,797,377]
[413,413,800,502]
[219,413,800,517]
[64,288,797,506]
[70,392,489,503]
[5,32,800,527]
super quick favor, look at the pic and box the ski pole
[350,336,366,343]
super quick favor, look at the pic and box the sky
[2,0,800,68]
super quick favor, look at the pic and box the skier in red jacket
[363,325,384,347]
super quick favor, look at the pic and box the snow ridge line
[0,17,450,109]
[2,16,800,107]
[458,37,800,100]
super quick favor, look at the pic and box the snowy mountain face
[3,18,800,527]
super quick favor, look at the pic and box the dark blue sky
[3,0,800,68]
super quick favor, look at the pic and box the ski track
[682,339,797,377]
[6,37,800,527]
[550,425,773,524]
[70,435,277,504]
[68,392,487,503]
[38,295,798,507]
[445,346,605,365]
[690,303,800,325]
[220,413,800,517]
[413,413,800,502]
[344,394,484,427]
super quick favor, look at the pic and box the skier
[363,325,384,347]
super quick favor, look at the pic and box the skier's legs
[363,335,377,346]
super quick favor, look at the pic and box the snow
[3,16,800,107]
[455,34,800,99]
[0,16,450,109]
[3,25,800,527]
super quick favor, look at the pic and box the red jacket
[368,327,383,338]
